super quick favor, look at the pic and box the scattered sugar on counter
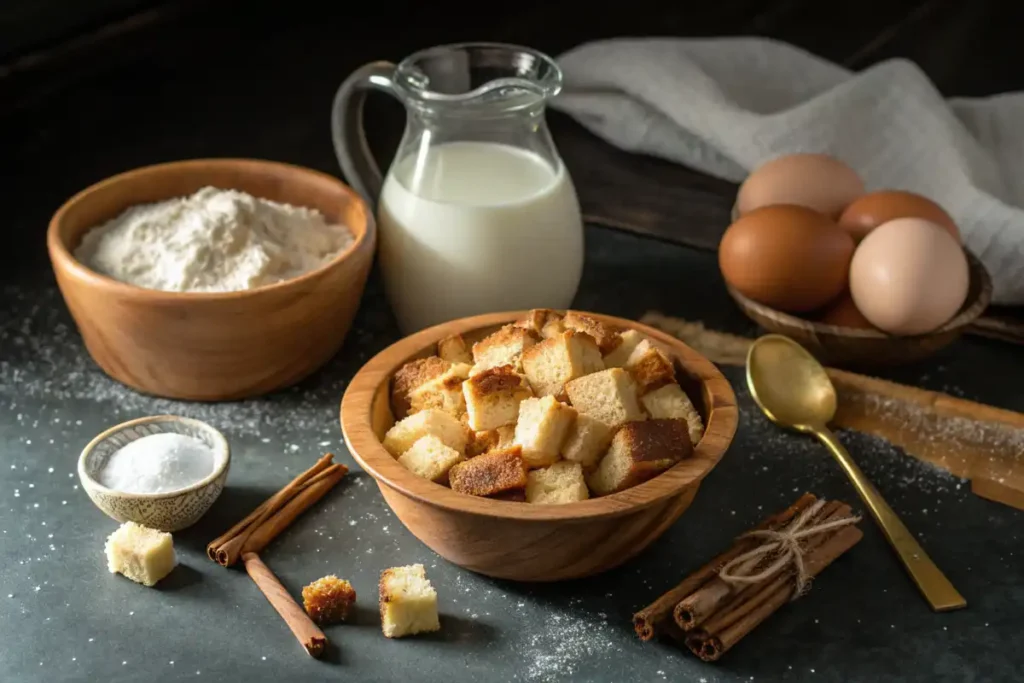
[98,433,215,494]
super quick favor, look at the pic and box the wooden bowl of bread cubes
[341,309,738,581]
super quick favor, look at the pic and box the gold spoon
[746,334,966,612]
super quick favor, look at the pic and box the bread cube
[437,334,473,364]
[462,365,533,431]
[513,396,577,468]
[302,575,357,625]
[449,446,528,497]
[408,362,471,418]
[515,309,566,340]
[562,312,622,354]
[522,331,604,398]
[471,324,538,374]
[587,419,693,496]
[560,413,614,469]
[625,339,677,395]
[641,383,704,446]
[379,564,440,638]
[467,425,516,458]
[525,462,590,504]
[382,409,469,457]
[602,329,646,368]
[397,435,465,483]
[104,521,176,587]
[391,356,451,419]
[565,368,646,429]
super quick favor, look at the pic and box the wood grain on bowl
[47,159,376,401]
[340,311,738,581]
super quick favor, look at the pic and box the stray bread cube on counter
[625,339,677,395]
[408,362,471,418]
[587,419,693,496]
[565,367,646,430]
[471,324,537,374]
[641,383,705,446]
[522,331,604,398]
[462,365,533,431]
[525,462,590,504]
[449,446,528,497]
[391,356,452,419]
[383,409,470,457]
[398,435,465,483]
[104,521,176,587]
[513,396,576,468]
[380,564,440,638]
[560,413,614,469]
[562,311,622,354]
[602,329,646,368]
[437,333,473,364]
[302,575,357,625]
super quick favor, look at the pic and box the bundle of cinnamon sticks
[633,493,863,662]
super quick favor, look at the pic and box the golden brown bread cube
[525,461,590,504]
[521,331,604,398]
[587,419,693,496]
[625,339,677,395]
[382,409,470,457]
[562,312,622,354]
[379,564,440,638]
[467,425,516,457]
[602,329,647,368]
[560,413,614,469]
[515,309,566,339]
[513,396,577,468]
[448,446,528,497]
[437,333,473,364]
[641,383,704,446]
[471,324,538,374]
[564,367,646,430]
[408,362,472,418]
[391,356,451,419]
[303,575,357,625]
[397,435,465,483]
[462,365,533,431]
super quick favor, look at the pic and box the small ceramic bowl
[340,310,739,582]
[79,415,231,531]
[47,158,376,401]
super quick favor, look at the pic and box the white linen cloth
[550,37,1024,304]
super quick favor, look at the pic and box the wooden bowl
[79,415,230,532]
[340,310,738,582]
[47,159,375,401]
[726,250,992,368]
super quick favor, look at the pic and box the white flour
[74,186,354,292]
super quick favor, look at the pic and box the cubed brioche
[437,333,473,364]
[587,419,693,496]
[515,309,566,340]
[525,461,590,504]
[462,365,533,431]
[449,446,528,497]
[560,413,614,469]
[641,383,704,446]
[522,331,604,398]
[391,356,451,419]
[513,396,577,468]
[383,409,470,457]
[565,367,646,430]
[408,362,472,418]
[562,312,622,354]
[625,339,676,395]
[471,324,537,374]
[398,435,465,483]
[602,329,646,368]
[379,564,440,638]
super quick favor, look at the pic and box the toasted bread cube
[560,413,614,468]
[641,383,704,446]
[391,356,451,419]
[466,424,516,458]
[625,339,677,395]
[526,462,590,504]
[565,368,646,430]
[587,419,693,496]
[303,575,357,625]
[515,309,566,339]
[408,362,471,418]
[397,435,465,483]
[462,365,533,431]
[521,331,604,398]
[513,396,577,468]
[603,329,647,368]
[383,409,470,457]
[379,564,440,638]
[562,312,622,354]
[449,446,528,497]
[437,334,473,364]
[471,324,538,374]
[104,521,176,587]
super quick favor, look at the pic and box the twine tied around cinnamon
[717,499,861,599]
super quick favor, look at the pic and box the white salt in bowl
[78,415,230,532]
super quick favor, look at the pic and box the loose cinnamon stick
[243,552,326,659]
[240,465,347,555]
[632,493,818,641]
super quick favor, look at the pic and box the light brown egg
[737,154,866,218]
[818,293,876,329]
[719,205,856,313]
[838,190,959,242]
[849,218,969,336]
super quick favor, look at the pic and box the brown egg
[719,205,856,313]
[737,154,866,218]
[818,293,876,329]
[838,190,959,242]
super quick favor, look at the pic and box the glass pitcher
[332,43,584,334]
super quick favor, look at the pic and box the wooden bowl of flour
[47,159,376,401]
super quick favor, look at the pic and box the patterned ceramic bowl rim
[78,415,230,499]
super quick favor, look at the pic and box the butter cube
[379,563,440,638]
[104,521,176,587]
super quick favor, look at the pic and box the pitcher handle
[331,61,399,209]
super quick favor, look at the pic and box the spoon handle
[814,425,967,612]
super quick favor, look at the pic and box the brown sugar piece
[302,575,357,625]
[449,446,528,497]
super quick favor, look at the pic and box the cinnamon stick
[243,552,327,658]
[240,465,347,555]
[632,493,818,641]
